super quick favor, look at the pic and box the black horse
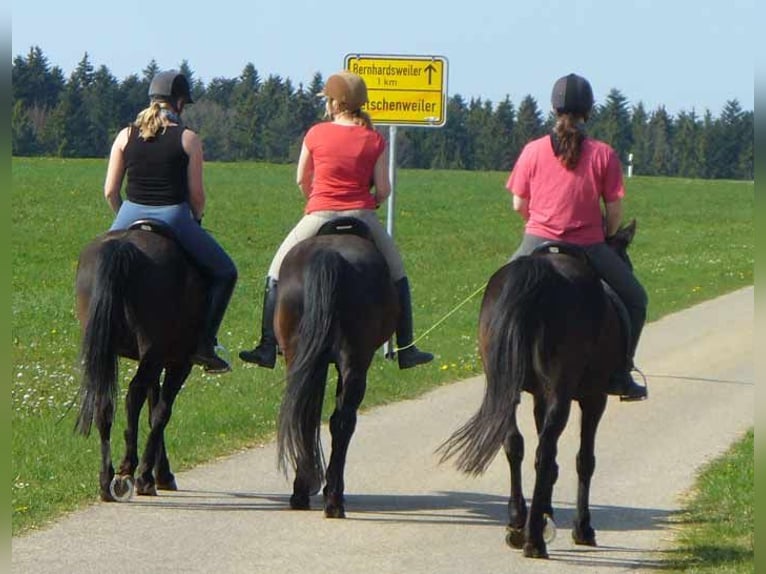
[439,222,638,558]
[275,218,398,518]
[74,221,205,501]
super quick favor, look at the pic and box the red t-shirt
[303,122,385,213]
[506,135,626,244]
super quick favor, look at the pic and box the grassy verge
[11,158,753,536]
[662,429,754,573]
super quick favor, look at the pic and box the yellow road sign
[344,54,448,127]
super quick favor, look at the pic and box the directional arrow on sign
[424,63,437,85]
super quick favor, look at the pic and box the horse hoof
[324,505,346,519]
[505,527,525,549]
[156,477,178,491]
[322,491,345,518]
[289,493,311,510]
[135,476,157,496]
[572,526,597,546]
[523,542,549,559]
[108,475,135,502]
[100,490,116,503]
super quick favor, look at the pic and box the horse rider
[239,71,434,370]
[103,70,237,374]
[505,73,648,401]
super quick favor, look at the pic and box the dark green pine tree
[493,96,516,171]
[178,60,204,102]
[646,106,675,176]
[117,74,149,127]
[430,95,470,169]
[673,110,704,178]
[589,88,632,162]
[231,63,262,160]
[737,110,753,180]
[511,95,544,165]
[466,98,498,170]
[12,100,39,155]
[629,103,651,176]
[205,77,238,108]
[258,74,295,162]
[710,100,751,180]
[85,65,120,156]
[43,53,97,157]
[142,60,160,83]
[12,46,66,154]
[12,46,65,110]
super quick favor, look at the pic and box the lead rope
[393,281,488,353]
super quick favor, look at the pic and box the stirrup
[608,367,647,402]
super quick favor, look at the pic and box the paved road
[12,287,753,573]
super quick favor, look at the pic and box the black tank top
[124,125,189,205]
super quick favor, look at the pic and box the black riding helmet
[148,70,194,104]
[551,73,593,116]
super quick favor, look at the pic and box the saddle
[128,218,178,241]
[531,241,632,343]
[316,216,373,241]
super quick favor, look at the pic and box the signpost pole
[342,53,448,360]
[383,125,398,359]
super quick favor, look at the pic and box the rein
[394,280,488,353]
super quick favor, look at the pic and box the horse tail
[277,248,345,484]
[75,238,139,436]
[438,256,565,475]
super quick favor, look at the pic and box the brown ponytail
[327,98,374,130]
[552,113,586,170]
[350,108,373,130]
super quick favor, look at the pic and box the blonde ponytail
[133,101,171,140]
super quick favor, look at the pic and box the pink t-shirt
[303,122,385,213]
[506,135,626,244]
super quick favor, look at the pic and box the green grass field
[665,430,754,573]
[11,157,753,538]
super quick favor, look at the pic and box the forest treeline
[12,47,753,180]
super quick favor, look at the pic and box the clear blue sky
[11,0,754,117]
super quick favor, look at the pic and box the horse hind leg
[525,399,572,559]
[288,361,329,511]
[146,379,177,491]
[572,393,607,546]
[503,411,527,549]
[323,366,367,519]
[533,394,558,519]
[136,363,191,496]
[115,362,158,492]
[96,398,116,502]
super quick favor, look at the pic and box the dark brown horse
[439,222,637,558]
[275,218,398,518]
[74,221,205,501]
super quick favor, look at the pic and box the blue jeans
[110,200,237,282]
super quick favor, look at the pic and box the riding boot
[192,275,236,374]
[607,313,647,401]
[606,361,647,401]
[239,277,278,368]
[394,277,434,369]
